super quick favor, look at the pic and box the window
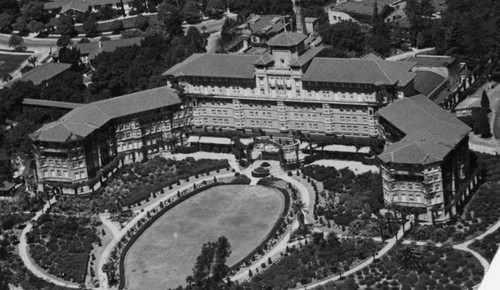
[434,183,440,191]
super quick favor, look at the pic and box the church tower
[292,0,308,35]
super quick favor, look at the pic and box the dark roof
[163,53,261,79]
[22,98,83,110]
[8,63,71,87]
[0,181,15,192]
[44,0,133,12]
[414,71,447,97]
[303,57,416,87]
[239,15,288,36]
[378,95,471,165]
[267,32,307,47]
[30,86,181,143]
[77,37,142,60]
[334,0,396,17]
[405,55,456,68]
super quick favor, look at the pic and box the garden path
[18,197,83,289]
[230,220,301,282]
[295,221,411,290]
[97,172,235,289]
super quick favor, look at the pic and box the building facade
[377,95,471,222]
[164,31,416,139]
[30,87,191,194]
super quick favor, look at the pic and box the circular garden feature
[124,184,285,289]
[252,166,270,177]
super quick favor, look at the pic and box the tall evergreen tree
[481,90,491,112]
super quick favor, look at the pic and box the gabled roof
[22,98,83,110]
[267,32,307,47]
[238,14,288,36]
[333,0,396,17]
[44,0,133,12]
[303,57,416,87]
[76,37,142,61]
[414,70,447,97]
[378,95,471,165]
[163,53,261,79]
[7,63,71,87]
[30,86,181,143]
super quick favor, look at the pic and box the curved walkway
[18,197,82,289]
[97,172,235,289]
[296,221,410,290]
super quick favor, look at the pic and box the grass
[124,184,284,290]
[0,53,29,76]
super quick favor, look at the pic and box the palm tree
[292,201,307,226]
[27,56,37,68]
[395,245,425,272]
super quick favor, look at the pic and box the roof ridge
[372,59,393,84]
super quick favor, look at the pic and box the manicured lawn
[0,53,29,76]
[124,184,284,289]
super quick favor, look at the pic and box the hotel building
[30,87,190,193]
[377,95,472,222]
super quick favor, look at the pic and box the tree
[0,0,19,15]
[0,13,13,33]
[395,245,425,272]
[292,201,307,225]
[187,236,232,289]
[481,90,491,112]
[185,26,206,53]
[157,1,184,37]
[27,56,37,68]
[83,16,98,37]
[220,17,237,44]
[319,20,366,57]
[8,34,26,52]
[472,107,492,138]
[121,29,143,39]
[57,34,71,47]
[182,0,202,24]
[110,20,124,34]
[56,15,76,37]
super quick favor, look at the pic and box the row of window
[40,159,84,169]
[42,169,86,180]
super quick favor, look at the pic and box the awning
[186,136,200,144]
[322,144,358,153]
[199,136,232,145]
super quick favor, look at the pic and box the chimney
[292,0,307,35]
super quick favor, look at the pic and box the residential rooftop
[44,0,132,13]
[76,37,143,61]
[237,14,289,36]
[7,62,71,87]
[30,86,181,143]
[266,32,308,47]
[378,95,471,165]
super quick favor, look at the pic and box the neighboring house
[377,94,472,222]
[327,0,407,25]
[76,37,143,64]
[454,96,481,118]
[30,86,191,194]
[403,55,471,109]
[6,62,72,88]
[44,0,133,16]
[229,14,291,52]
[0,180,15,196]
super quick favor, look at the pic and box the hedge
[229,186,291,272]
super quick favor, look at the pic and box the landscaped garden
[406,152,500,244]
[469,227,500,263]
[124,184,285,289]
[26,214,100,284]
[301,165,389,237]
[317,243,483,290]
[240,233,382,289]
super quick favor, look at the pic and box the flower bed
[102,156,229,210]
[469,227,500,263]
[26,214,100,284]
[242,235,382,289]
[347,244,483,289]
[251,166,270,178]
